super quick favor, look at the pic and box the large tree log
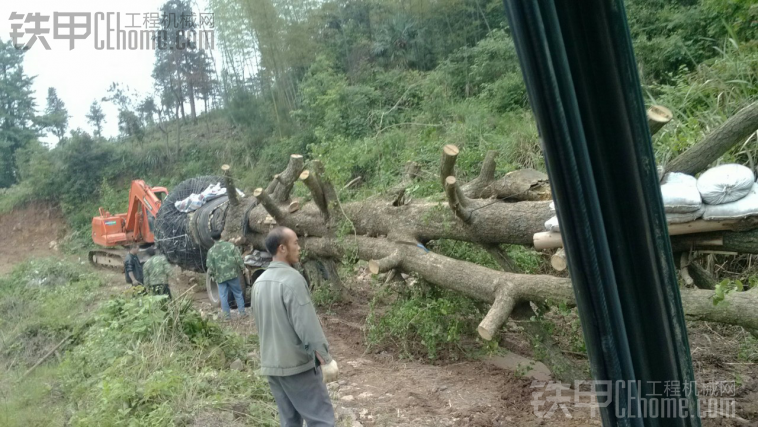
[250,235,758,339]
[665,102,758,175]
[248,196,553,246]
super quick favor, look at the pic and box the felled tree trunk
[247,234,758,338]
[665,101,758,175]
[239,146,758,341]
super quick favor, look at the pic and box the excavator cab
[90,180,168,270]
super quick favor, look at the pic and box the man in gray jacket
[253,226,338,427]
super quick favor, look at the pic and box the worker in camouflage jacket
[206,233,246,320]
[143,247,173,299]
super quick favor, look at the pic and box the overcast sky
[0,0,214,144]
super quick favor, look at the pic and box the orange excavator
[89,180,168,270]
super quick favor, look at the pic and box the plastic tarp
[660,172,702,213]
[174,183,246,213]
[703,183,758,220]
[697,164,755,205]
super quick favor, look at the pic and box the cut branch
[551,248,567,272]
[444,176,473,223]
[266,174,281,195]
[647,105,673,136]
[272,154,305,202]
[440,144,459,189]
[666,101,758,175]
[461,150,498,196]
[221,164,239,207]
[689,260,717,290]
[368,251,402,274]
[253,188,286,224]
[478,286,517,341]
[300,170,329,220]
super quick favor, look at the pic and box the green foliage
[505,245,543,274]
[41,87,69,143]
[431,240,501,271]
[0,259,278,426]
[366,283,483,360]
[0,40,39,188]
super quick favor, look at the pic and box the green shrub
[366,284,483,360]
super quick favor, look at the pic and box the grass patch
[365,282,486,361]
[0,259,277,426]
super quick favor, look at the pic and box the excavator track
[88,247,152,271]
[88,249,126,271]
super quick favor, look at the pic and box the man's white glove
[321,359,339,384]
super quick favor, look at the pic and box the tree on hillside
[0,40,39,188]
[137,96,157,127]
[86,100,106,138]
[118,110,146,147]
[42,87,69,143]
[153,0,206,123]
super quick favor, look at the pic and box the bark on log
[253,188,286,225]
[249,197,552,247]
[440,145,459,189]
[461,150,498,196]
[689,260,717,290]
[444,176,473,223]
[300,170,329,220]
[272,154,304,202]
[221,164,239,207]
[666,102,758,175]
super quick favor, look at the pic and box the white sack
[545,215,560,233]
[660,172,702,213]
[697,164,755,205]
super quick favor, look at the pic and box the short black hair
[211,231,222,241]
[146,247,156,256]
[265,227,289,255]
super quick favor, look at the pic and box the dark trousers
[267,367,335,427]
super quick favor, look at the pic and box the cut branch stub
[444,176,473,223]
[440,144,459,189]
[288,199,301,214]
[647,105,673,136]
[368,251,402,275]
[221,164,239,207]
[299,170,329,220]
[266,174,281,195]
[272,154,305,203]
[253,187,286,224]
[551,248,567,271]
[478,285,517,341]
